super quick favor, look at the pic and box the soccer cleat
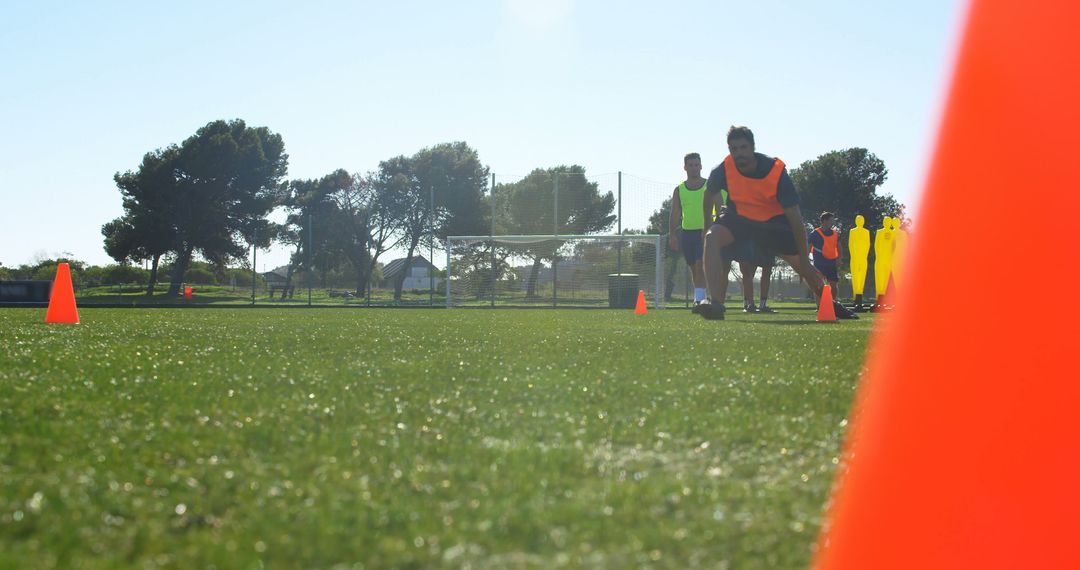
[834,301,859,320]
[691,300,706,315]
[697,299,726,320]
[758,303,776,314]
[743,303,759,313]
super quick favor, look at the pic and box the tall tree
[789,148,904,233]
[162,119,287,295]
[285,172,349,288]
[377,157,426,301]
[107,120,287,296]
[322,170,385,297]
[500,166,616,297]
[422,142,490,240]
[104,146,181,295]
[348,170,401,297]
[381,142,490,301]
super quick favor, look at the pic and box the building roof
[260,265,291,281]
[382,255,437,280]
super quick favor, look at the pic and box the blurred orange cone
[634,290,647,315]
[45,262,79,324]
[816,284,836,322]
[816,1,1080,568]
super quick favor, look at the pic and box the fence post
[655,235,663,309]
[490,173,496,308]
[308,213,313,306]
[553,173,559,308]
[251,227,257,305]
[617,171,623,276]
[446,239,452,308]
[430,185,435,306]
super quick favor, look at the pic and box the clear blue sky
[0,0,965,270]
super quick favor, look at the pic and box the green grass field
[0,307,873,569]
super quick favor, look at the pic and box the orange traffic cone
[634,290,648,315]
[816,1,1080,568]
[816,284,836,322]
[45,262,79,324]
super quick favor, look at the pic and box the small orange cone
[184,287,193,299]
[816,284,836,322]
[45,262,79,324]
[634,289,648,315]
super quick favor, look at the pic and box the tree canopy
[103,145,181,294]
[495,166,615,297]
[377,142,490,300]
[498,166,615,236]
[789,148,905,233]
[104,119,288,295]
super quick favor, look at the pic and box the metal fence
[14,170,835,307]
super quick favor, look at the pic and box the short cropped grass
[0,307,873,569]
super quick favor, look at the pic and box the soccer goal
[445,234,665,308]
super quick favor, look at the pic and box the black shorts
[722,239,776,268]
[679,228,704,264]
[814,258,839,282]
[715,211,797,257]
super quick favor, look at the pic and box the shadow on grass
[78,295,249,306]
[741,319,839,326]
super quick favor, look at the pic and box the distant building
[380,256,442,290]
[261,266,290,287]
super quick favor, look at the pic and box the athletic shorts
[715,211,797,257]
[722,238,776,268]
[814,258,839,282]
[679,228,704,264]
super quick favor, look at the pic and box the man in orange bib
[809,212,841,295]
[697,126,857,320]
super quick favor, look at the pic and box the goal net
[445,235,665,308]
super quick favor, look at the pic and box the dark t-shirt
[809,228,838,265]
[706,153,799,218]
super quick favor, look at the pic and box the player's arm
[807,228,821,255]
[668,188,681,251]
[704,164,725,241]
[701,191,715,242]
[776,169,810,258]
[784,206,812,259]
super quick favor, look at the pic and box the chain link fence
[7,169,825,307]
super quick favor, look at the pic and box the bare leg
[691,260,705,289]
[778,254,826,299]
[704,224,735,302]
[739,261,756,306]
[760,265,772,303]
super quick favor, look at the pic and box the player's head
[727,126,756,170]
[882,216,893,229]
[820,212,835,228]
[684,152,702,178]
[855,214,865,228]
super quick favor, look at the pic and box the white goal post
[445,234,665,309]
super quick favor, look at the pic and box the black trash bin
[0,280,52,306]
[608,273,639,308]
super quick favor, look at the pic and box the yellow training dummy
[891,218,908,293]
[848,214,872,308]
[874,216,895,307]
